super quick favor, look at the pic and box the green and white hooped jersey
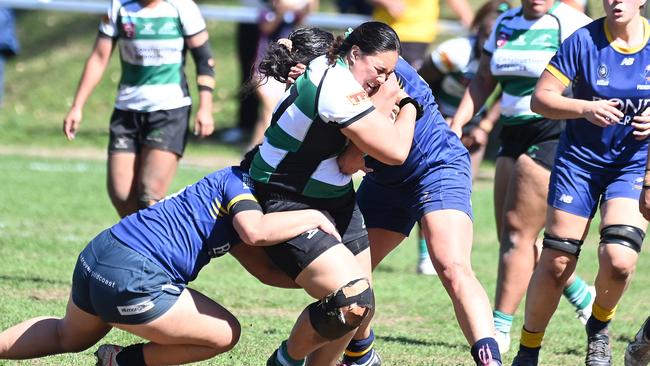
[250,55,375,199]
[430,36,478,117]
[484,2,590,125]
[99,0,206,112]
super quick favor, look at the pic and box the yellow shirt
[373,0,439,43]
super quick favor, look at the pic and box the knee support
[308,278,374,340]
[600,225,645,253]
[542,232,584,257]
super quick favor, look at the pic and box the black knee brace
[308,278,374,340]
[600,225,645,253]
[542,232,584,257]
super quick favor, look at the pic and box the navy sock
[115,343,145,366]
[517,344,541,358]
[644,317,650,340]
[471,337,501,365]
[343,330,375,364]
[586,315,610,337]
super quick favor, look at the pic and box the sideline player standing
[513,0,650,364]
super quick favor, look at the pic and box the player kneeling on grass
[0,164,339,366]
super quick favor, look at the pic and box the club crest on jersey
[596,64,609,86]
[122,22,136,38]
[639,65,650,90]
[347,91,369,105]
[496,27,513,48]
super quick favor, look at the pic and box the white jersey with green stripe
[484,2,590,125]
[99,0,206,112]
[250,55,375,199]
[430,35,478,118]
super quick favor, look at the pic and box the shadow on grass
[0,274,69,286]
[379,334,466,350]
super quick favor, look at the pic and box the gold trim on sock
[520,327,544,348]
[592,303,617,322]
[344,341,374,357]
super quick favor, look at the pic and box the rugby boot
[585,332,612,366]
[625,317,650,366]
[95,344,123,366]
[337,349,382,366]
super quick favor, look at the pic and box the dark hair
[239,144,260,172]
[471,0,511,36]
[326,21,401,64]
[257,27,334,84]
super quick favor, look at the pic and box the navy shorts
[497,119,564,170]
[71,230,185,324]
[357,155,473,236]
[108,106,190,156]
[548,154,645,218]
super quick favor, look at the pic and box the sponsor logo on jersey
[117,300,155,316]
[207,243,231,258]
[158,22,178,35]
[496,27,513,48]
[347,91,369,105]
[559,194,574,204]
[638,65,650,90]
[592,96,650,125]
[621,57,635,66]
[141,22,156,35]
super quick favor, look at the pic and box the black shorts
[255,183,369,279]
[108,106,191,156]
[497,119,564,170]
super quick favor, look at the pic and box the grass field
[0,154,648,365]
[0,1,647,365]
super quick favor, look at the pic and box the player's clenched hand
[337,143,372,175]
[63,107,82,141]
[194,107,215,138]
[582,99,623,127]
[632,107,650,140]
[315,211,341,242]
[287,63,307,86]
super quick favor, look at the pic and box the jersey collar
[604,16,650,55]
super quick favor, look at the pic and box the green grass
[0,155,648,365]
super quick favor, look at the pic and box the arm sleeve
[98,0,119,38]
[317,67,375,127]
[483,11,509,55]
[178,0,207,37]
[546,30,582,87]
[223,170,262,215]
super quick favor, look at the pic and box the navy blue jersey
[547,17,650,167]
[110,167,260,283]
[364,57,468,186]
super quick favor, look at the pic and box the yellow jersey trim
[226,193,258,213]
[545,64,571,87]
[605,17,650,54]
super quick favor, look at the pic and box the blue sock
[493,310,514,334]
[517,344,541,358]
[343,330,375,364]
[563,276,592,310]
[471,337,501,366]
[273,340,304,366]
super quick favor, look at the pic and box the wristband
[398,97,423,121]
